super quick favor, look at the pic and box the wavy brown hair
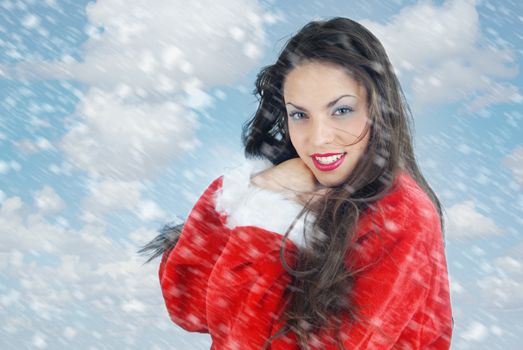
[139,17,446,350]
[240,17,445,349]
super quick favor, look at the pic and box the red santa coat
[159,158,453,349]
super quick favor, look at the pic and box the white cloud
[82,178,143,216]
[9,0,271,92]
[14,137,55,154]
[21,14,41,29]
[444,200,503,239]
[360,0,521,112]
[0,0,278,226]
[502,145,523,186]
[0,160,8,174]
[477,266,523,311]
[495,256,522,274]
[460,320,488,342]
[465,82,523,112]
[449,277,465,295]
[39,0,277,221]
[61,88,199,181]
[5,0,276,186]
[477,274,523,309]
[1,196,24,219]
[34,185,65,214]
[135,199,167,222]
[0,196,88,256]
[0,160,21,174]
[0,193,172,346]
[81,178,167,223]
[93,179,141,208]
[476,240,523,310]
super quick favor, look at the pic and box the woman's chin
[316,177,344,189]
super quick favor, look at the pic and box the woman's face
[283,60,371,188]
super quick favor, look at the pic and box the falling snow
[0,0,522,349]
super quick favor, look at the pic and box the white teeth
[315,154,343,164]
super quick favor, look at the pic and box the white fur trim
[214,158,317,249]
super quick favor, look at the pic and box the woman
[140,17,453,349]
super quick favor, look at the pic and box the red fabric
[159,171,453,349]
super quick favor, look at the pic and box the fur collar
[213,159,437,253]
[214,158,317,249]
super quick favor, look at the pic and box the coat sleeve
[316,196,452,349]
[158,176,229,333]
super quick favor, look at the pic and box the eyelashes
[333,106,354,116]
[288,106,355,120]
[288,111,306,120]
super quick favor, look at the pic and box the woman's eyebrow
[285,94,357,111]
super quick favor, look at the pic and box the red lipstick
[311,152,344,157]
[311,152,346,171]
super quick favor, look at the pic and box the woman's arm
[320,192,453,349]
[159,176,230,333]
[250,157,327,205]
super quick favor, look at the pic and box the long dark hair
[139,17,445,350]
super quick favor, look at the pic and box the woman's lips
[311,152,346,171]
[311,152,345,157]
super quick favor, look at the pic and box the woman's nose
[311,119,335,145]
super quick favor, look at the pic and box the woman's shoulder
[362,169,442,244]
[391,169,439,223]
[375,170,436,210]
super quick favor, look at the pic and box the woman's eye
[333,106,354,116]
[288,111,306,120]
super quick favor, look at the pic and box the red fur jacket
[159,158,453,349]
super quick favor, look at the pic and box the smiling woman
[284,61,371,187]
[139,16,453,350]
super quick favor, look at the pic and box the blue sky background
[1,0,522,349]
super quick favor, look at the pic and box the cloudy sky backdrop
[1,0,522,349]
